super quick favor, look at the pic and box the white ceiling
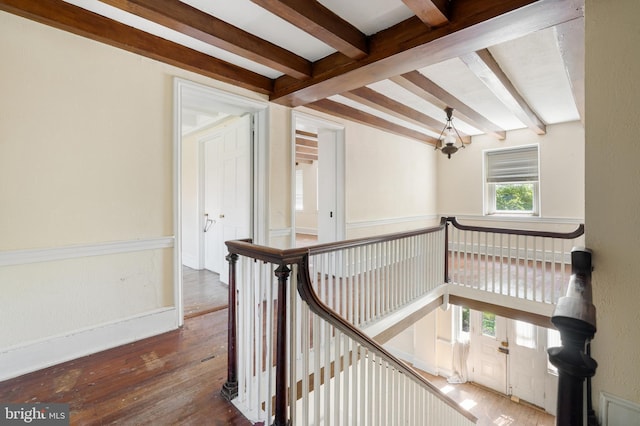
[60,0,583,138]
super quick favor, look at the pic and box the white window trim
[483,144,541,217]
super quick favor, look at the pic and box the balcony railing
[222,219,475,425]
[221,217,585,425]
[446,217,585,305]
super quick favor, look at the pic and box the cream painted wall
[585,0,640,413]
[0,11,267,372]
[292,107,440,241]
[295,161,318,234]
[438,121,584,222]
[268,105,292,248]
[181,130,201,268]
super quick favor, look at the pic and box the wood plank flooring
[182,266,228,319]
[0,309,250,425]
[418,371,555,426]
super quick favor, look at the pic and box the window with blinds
[485,145,539,215]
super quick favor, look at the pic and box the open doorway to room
[291,111,345,247]
[175,79,267,322]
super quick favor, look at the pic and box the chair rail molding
[0,237,175,267]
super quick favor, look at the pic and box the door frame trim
[174,78,269,325]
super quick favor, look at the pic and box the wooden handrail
[447,216,584,239]
[306,217,447,255]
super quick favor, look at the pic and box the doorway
[291,111,345,247]
[457,306,559,415]
[174,79,268,324]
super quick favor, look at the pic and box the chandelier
[435,107,467,159]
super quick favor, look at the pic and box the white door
[203,114,252,283]
[317,128,338,244]
[203,133,223,274]
[508,320,547,408]
[469,311,508,394]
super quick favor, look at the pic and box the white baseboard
[384,346,415,365]
[182,252,200,270]
[295,227,317,235]
[412,359,438,376]
[0,308,178,381]
[600,392,640,426]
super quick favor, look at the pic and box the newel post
[221,253,239,401]
[273,264,291,426]
[548,248,597,426]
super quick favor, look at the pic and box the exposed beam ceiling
[250,0,368,59]
[391,71,506,140]
[555,18,585,123]
[460,49,546,134]
[341,86,470,141]
[401,0,449,28]
[99,0,312,80]
[0,0,584,145]
[307,99,437,145]
[270,0,583,107]
[0,0,273,94]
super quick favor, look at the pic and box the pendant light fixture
[436,107,467,159]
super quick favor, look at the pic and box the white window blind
[486,146,538,183]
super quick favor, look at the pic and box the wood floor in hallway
[0,309,250,425]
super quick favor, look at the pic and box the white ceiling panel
[489,28,580,124]
[318,0,414,35]
[63,0,284,78]
[367,80,484,136]
[418,58,527,131]
[182,0,336,61]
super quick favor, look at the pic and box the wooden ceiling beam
[250,0,368,60]
[296,145,317,155]
[555,17,585,123]
[391,71,506,140]
[0,0,273,94]
[342,86,470,142]
[296,152,318,161]
[306,99,438,145]
[461,49,546,134]
[295,130,317,140]
[270,0,583,106]
[402,0,449,28]
[296,138,317,148]
[99,0,312,80]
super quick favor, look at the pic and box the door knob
[219,214,225,219]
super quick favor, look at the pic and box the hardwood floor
[182,266,228,319]
[418,371,555,426]
[0,309,251,425]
